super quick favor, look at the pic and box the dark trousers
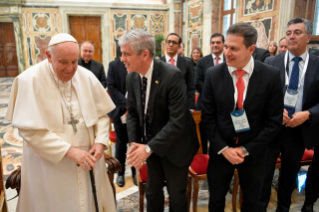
[199,121,208,154]
[146,153,190,212]
[113,118,135,176]
[304,145,319,204]
[207,150,266,212]
[259,126,305,211]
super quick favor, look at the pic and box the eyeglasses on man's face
[166,40,179,45]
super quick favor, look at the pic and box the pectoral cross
[68,113,79,133]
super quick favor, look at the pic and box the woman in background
[191,47,203,68]
[267,40,278,56]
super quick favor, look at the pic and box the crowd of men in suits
[79,17,319,212]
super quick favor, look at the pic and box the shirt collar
[212,53,223,60]
[228,56,254,75]
[288,50,307,62]
[140,60,154,81]
[165,54,178,63]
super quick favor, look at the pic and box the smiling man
[78,41,107,88]
[259,18,319,212]
[120,29,198,212]
[6,33,116,212]
[160,33,195,109]
[201,23,283,212]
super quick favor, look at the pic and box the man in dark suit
[120,29,199,212]
[78,41,107,88]
[258,18,319,212]
[107,58,136,187]
[160,33,195,109]
[195,33,225,154]
[201,23,283,212]
[252,47,270,62]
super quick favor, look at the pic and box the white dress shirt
[212,53,224,65]
[165,54,178,66]
[218,56,254,154]
[139,61,154,114]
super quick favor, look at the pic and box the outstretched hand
[126,142,151,169]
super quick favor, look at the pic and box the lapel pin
[155,80,159,84]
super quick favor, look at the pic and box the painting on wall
[244,0,274,16]
[246,18,271,49]
[187,1,203,28]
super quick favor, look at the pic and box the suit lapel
[177,55,185,71]
[132,73,143,123]
[208,55,215,67]
[148,60,161,124]
[276,54,286,93]
[222,65,235,106]
[244,61,261,108]
[303,54,318,106]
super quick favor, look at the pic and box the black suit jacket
[160,55,195,109]
[78,58,107,88]
[201,61,283,158]
[126,59,199,167]
[195,53,225,110]
[265,52,319,149]
[253,47,270,62]
[107,58,127,120]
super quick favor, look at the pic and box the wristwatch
[241,146,249,157]
[145,145,152,154]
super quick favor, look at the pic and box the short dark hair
[286,18,313,35]
[166,33,182,44]
[210,33,225,43]
[227,23,257,48]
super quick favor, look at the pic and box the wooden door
[0,23,19,77]
[69,16,102,63]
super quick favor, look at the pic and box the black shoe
[258,207,267,212]
[116,175,125,187]
[132,175,137,186]
[301,203,314,212]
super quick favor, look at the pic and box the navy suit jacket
[195,54,225,110]
[78,58,107,88]
[126,59,199,167]
[201,61,283,158]
[265,52,319,149]
[253,47,270,62]
[160,55,195,109]
[107,58,127,121]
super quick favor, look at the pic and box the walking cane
[90,153,99,212]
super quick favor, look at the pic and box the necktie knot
[215,56,219,65]
[293,56,302,63]
[235,70,245,78]
[143,77,147,83]
[170,58,175,65]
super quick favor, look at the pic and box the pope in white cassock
[5,33,117,212]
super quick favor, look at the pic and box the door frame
[0,15,25,74]
[60,7,111,72]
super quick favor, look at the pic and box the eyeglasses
[166,40,179,45]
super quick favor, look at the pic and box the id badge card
[284,89,298,109]
[230,110,250,133]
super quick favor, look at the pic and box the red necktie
[215,56,219,65]
[235,70,245,144]
[170,58,175,66]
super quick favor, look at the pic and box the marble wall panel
[211,0,220,35]
[21,8,61,68]
[110,10,167,60]
[185,0,204,56]
[174,2,182,36]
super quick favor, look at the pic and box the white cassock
[6,59,116,212]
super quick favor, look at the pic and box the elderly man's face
[286,23,311,56]
[278,39,288,53]
[81,43,94,63]
[46,42,79,82]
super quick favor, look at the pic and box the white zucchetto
[48,33,78,47]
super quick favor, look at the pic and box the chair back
[191,111,203,155]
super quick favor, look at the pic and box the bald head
[81,42,95,63]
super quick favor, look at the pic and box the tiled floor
[1,77,318,211]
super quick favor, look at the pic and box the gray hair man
[122,29,199,212]
[6,33,116,212]
[259,18,319,212]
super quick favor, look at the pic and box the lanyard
[284,51,309,89]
